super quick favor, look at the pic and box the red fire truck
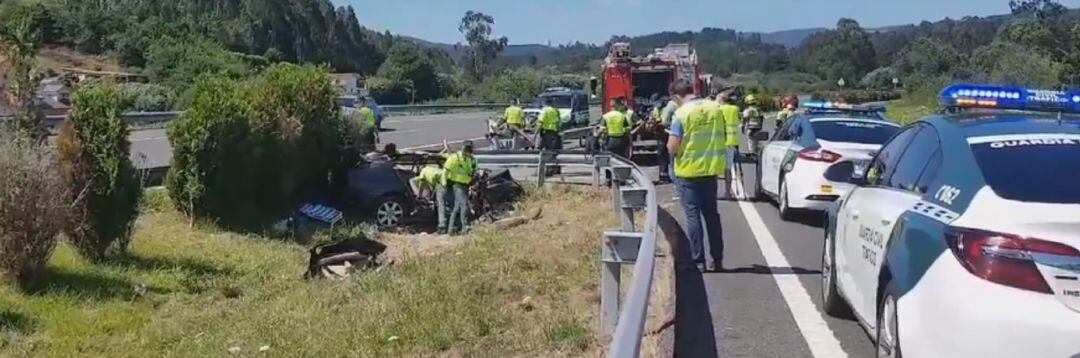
[598,43,704,114]
[591,43,706,158]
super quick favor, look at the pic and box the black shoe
[437,228,447,235]
[711,258,724,272]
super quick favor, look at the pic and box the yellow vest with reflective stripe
[603,110,629,137]
[674,101,727,178]
[540,106,561,132]
[443,152,476,185]
[419,166,444,187]
[719,104,741,147]
[505,105,525,126]
[359,106,376,127]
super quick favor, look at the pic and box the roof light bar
[940,84,1080,113]
[802,101,887,113]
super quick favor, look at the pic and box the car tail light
[945,227,1080,294]
[798,147,842,163]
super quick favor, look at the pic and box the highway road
[663,128,877,357]
[129,110,497,169]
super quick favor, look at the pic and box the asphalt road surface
[129,110,498,169]
[664,125,877,358]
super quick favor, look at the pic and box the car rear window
[970,135,1080,204]
[810,120,899,144]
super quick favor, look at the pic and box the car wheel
[754,159,767,202]
[822,228,852,317]
[779,179,795,221]
[375,196,407,228]
[876,282,903,358]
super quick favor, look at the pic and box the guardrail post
[536,151,548,190]
[593,155,611,188]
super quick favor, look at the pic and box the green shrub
[120,83,175,112]
[166,64,343,228]
[247,63,343,216]
[57,82,143,262]
[166,75,260,226]
[0,132,69,289]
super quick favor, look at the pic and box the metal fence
[472,150,659,358]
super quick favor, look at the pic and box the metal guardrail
[471,150,659,358]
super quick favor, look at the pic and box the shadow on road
[718,264,821,275]
[658,207,719,358]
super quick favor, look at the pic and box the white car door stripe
[733,177,849,358]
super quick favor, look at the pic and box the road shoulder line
[732,177,849,358]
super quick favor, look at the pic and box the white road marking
[732,176,849,358]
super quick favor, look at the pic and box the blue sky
[336,0,1077,45]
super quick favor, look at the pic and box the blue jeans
[675,176,724,265]
[436,185,448,230]
[447,182,471,232]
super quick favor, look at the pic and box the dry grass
[36,47,125,74]
[0,185,627,357]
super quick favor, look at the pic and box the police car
[822,85,1080,358]
[754,102,900,220]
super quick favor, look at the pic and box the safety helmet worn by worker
[744,94,758,105]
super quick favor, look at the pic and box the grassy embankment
[0,186,627,357]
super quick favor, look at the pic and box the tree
[373,43,439,103]
[1010,0,1066,21]
[796,19,878,85]
[57,82,142,262]
[0,2,47,140]
[971,41,1063,87]
[459,11,508,82]
[894,38,962,78]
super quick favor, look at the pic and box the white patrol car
[753,102,899,220]
[822,85,1080,358]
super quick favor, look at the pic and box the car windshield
[538,94,573,108]
[810,119,899,144]
[970,135,1080,204]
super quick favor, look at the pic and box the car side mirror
[750,131,770,141]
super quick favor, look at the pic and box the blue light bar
[939,84,1080,113]
[802,101,886,113]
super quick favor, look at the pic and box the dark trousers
[606,135,630,158]
[446,182,470,232]
[656,132,670,180]
[541,131,562,174]
[675,176,724,265]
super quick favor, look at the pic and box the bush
[247,63,343,216]
[120,83,175,112]
[166,64,343,228]
[0,132,69,289]
[166,75,259,226]
[57,82,143,262]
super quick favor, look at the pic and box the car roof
[806,116,898,126]
[923,112,1080,139]
[799,112,888,122]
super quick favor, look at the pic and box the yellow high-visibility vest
[540,106,561,132]
[674,101,727,178]
[603,110,629,137]
[719,104,741,147]
[359,106,376,127]
[505,105,525,126]
[419,166,444,187]
[443,152,476,185]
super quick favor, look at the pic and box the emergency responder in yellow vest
[538,97,562,175]
[409,165,448,233]
[743,94,765,152]
[717,91,742,200]
[442,141,477,235]
[658,98,679,183]
[601,101,632,157]
[505,99,525,130]
[667,80,727,272]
